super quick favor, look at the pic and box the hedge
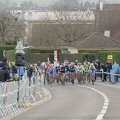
[0,45,15,61]
[6,50,16,62]
[5,47,120,65]
[6,48,31,63]
[27,53,96,64]
[29,47,68,53]
[96,51,120,64]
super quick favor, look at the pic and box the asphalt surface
[7,78,120,120]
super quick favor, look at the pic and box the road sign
[107,55,113,60]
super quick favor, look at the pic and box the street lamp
[15,41,25,66]
[15,41,25,102]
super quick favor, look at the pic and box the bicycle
[55,72,61,84]
[89,72,95,85]
[48,74,54,86]
[64,72,70,83]
[70,72,76,84]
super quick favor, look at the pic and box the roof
[67,32,120,49]
[10,10,95,21]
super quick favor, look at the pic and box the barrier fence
[96,69,117,83]
[0,71,44,118]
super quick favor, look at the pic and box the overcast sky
[1,0,120,5]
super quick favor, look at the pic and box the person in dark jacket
[106,61,112,82]
[0,65,10,82]
[27,64,33,86]
[0,57,8,68]
[100,63,107,82]
[11,62,18,78]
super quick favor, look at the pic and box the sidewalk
[95,77,120,87]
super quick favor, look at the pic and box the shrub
[0,45,15,61]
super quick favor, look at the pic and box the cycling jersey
[89,66,96,73]
[65,65,69,72]
[77,65,84,73]
[60,66,65,73]
[69,66,75,72]
[56,66,60,73]
[47,67,56,75]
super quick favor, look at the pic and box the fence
[96,69,119,83]
[0,71,44,118]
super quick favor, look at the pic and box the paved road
[10,79,120,120]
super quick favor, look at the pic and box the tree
[84,1,91,9]
[91,2,96,9]
[80,2,84,8]
[0,11,25,45]
[30,0,94,46]
[47,1,94,43]
[50,0,79,11]
[20,1,29,8]
[5,0,9,4]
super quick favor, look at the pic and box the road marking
[77,85,109,120]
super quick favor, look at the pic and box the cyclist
[89,63,96,84]
[69,63,76,84]
[47,64,56,85]
[76,63,85,84]
[55,64,61,84]
[64,62,70,83]
[60,64,66,85]
[83,62,90,82]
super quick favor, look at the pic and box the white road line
[77,85,109,120]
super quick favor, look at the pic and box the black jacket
[0,69,10,82]
[0,62,8,67]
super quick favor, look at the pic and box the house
[95,2,120,40]
[67,32,120,49]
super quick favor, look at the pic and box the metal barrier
[96,69,120,83]
[0,71,44,118]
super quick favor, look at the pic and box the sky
[1,0,120,5]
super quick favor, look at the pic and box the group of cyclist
[37,59,98,86]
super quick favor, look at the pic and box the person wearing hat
[0,65,10,82]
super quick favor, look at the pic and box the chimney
[104,30,110,38]
[100,0,103,11]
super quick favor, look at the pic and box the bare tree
[46,1,94,43]
[30,0,94,46]
[0,11,25,45]
[31,24,51,46]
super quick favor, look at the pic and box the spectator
[27,64,33,86]
[112,61,120,83]
[19,66,24,80]
[0,57,9,68]
[95,59,101,71]
[100,63,107,82]
[0,65,10,82]
[11,62,18,78]
[106,61,112,82]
